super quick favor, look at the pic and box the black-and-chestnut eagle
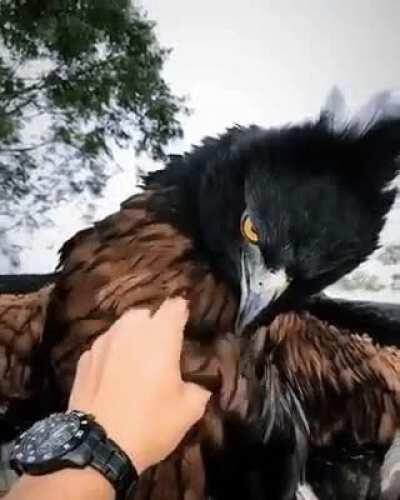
[1,88,400,500]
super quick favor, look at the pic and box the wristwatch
[9,410,138,500]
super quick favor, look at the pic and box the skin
[6,298,211,500]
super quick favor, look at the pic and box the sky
[8,0,400,301]
[143,0,400,145]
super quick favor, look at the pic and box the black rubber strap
[86,422,138,500]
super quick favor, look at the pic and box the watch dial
[13,412,88,465]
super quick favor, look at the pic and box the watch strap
[84,420,138,500]
[9,411,139,500]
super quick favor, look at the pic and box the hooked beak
[235,246,289,334]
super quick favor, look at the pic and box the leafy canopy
[0,0,185,203]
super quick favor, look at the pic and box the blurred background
[0,0,399,302]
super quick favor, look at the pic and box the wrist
[49,468,114,497]
[8,468,113,500]
[10,411,138,500]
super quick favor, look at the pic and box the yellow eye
[241,214,259,243]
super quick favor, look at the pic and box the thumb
[183,382,212,423]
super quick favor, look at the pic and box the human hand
[68,298,211,474]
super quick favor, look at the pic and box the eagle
[1,89,400,499]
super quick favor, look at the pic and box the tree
[0,0,186,269]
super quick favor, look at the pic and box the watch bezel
[10,411,92,474]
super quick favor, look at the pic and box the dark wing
[0,274,56,294]
[306,293,400,347]
[0,282,53,402]
[306,449,383,500]
[0,278,54,441]
[302,296,400,500]
[267,310,400,500]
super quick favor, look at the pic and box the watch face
[12,411,90,467]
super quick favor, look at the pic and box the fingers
[69,298,190,412]
[183,382,212,423]
[155,298,189,360]
[96,297,188,346]
[157,298,189,337]
[111,308,152,338]
[113,298,188,361]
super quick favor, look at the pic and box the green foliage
[0,0,185,207]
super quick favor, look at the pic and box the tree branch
[0,140,51,153]
[0,80,45,102]
[4,93,39,116]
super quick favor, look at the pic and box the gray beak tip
[238,247,289,335]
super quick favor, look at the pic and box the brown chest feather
[46,192,238,390]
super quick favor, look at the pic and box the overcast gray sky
[13,0,400,280]
[144,0,400,149]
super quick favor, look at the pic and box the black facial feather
[143,116,400,321]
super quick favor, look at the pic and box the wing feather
[0,285,53,402]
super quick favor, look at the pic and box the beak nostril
[238,258,289,333]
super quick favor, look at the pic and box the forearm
[5,468,114,500]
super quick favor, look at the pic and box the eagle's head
[145,89,400,333]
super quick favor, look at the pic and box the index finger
[152,297,189,355]
[105,298,189,364]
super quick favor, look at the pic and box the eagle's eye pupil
[241,214,259,244]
